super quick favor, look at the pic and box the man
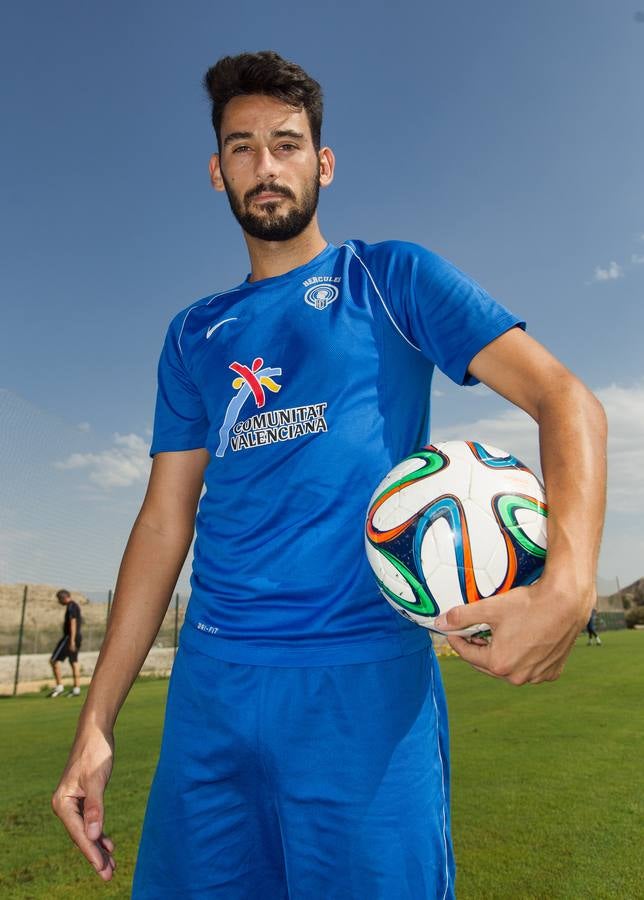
[586,608,602,645]
[49,589,82,698]
[51,51,607,897]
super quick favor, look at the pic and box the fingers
[81,789,104,842]
[99,834,115,854]
[446,635,495,670]
[447,633,563,685]
[433,595,506,633]
[467,634,492,647]
[440,584,581,685]
[52,729,116,879]
[52,791,115,879]
[448,632,528,682]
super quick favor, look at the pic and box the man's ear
[209,154,226,192]
[319,146,335,188]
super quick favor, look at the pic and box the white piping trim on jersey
[340,242,421,352]
[177,287,241,358]
[431,661,451,900]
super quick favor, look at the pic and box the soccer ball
[364,441,548,635]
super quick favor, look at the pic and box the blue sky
[1,1,643,593]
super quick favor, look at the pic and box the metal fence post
[173,593,179,659]
[13,585,28,696]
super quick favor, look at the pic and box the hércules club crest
[302,275,341,310]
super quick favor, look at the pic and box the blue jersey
[150,240,524,666]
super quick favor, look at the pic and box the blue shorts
[132,643,455,899]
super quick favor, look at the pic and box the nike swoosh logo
[207,317,237,340]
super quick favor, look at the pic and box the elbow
[537,374,607,441]
[577,380,608,443]
[590,392,608,443]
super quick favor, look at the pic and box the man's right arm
[51,447,209,882]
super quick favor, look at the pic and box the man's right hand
[48,451,210,881]
[51,727,116,881]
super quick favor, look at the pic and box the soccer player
[49,589,82,698]
[51,52,607,897]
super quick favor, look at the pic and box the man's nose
[254,146,279,183]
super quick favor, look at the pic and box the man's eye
[232,145,251,153]
[277,143,297,152]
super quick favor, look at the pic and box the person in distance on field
[49,589,82,698]
[586,607,602,645]
[51,51,607,897]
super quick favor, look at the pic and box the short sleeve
[373,242,526,386]
[149,316,209,457]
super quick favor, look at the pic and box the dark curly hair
[203,50,323,152]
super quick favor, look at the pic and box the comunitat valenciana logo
[302,275,341,309]
[216,356,328,458]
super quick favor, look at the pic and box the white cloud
[589,234,644,282]
[594,383,644,514]
[54,432,151,490]
[593,261,623,282]
[433,382,644,516]
[77,422,91,432]
[434,408,540,472]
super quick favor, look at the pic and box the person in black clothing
[586,608,602,646]
[49,589,83,696]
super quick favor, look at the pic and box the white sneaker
[66,687,81,697]
[49,685,64,697]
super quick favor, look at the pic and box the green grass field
[1,631,642,899]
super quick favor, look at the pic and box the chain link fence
[2,575,632,695]
[0,584,189,696]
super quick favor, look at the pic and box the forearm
[70,621,77,644]
[537,376,608,603]
[76,516,194,737]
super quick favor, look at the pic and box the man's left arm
[434,326,608,685]
[69,609,78,652]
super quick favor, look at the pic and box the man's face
[211,95,328,242]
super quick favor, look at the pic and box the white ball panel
[434,440,479,462]
[372,492,408,531]
[365,540,417,606]
[396,459,470,515]
[367,456,427,507]
[486,540,510,589]
[462,499,504,571]
[514,507,548,550]
[430,515,459,566]
[418,517,442,577]
[424,561,464,614]
[469,461,538,511]
[473,568,496,598]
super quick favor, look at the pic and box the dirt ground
[0,646,176,695]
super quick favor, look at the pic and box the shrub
[624,606,644,629]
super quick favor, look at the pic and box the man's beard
[221,170,320,242]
